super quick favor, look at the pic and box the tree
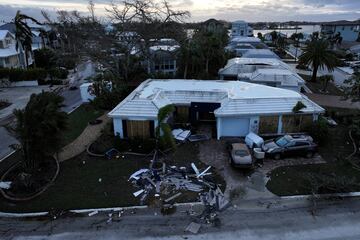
[257,32,263,41]
[299,39,339,82]
[319,74,334,92]
[14,10,42,68]
[34,48,58,69]
[13,92,67,172]
[156,105,176,150]
[342,70,360,102]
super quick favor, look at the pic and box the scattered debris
[164,193,182,203]
[188,134,210,142]
[88,211,99,217]
[185,222,201,234]
[172,129,191,141]
[0,181,11,189]
[105,148,120,160]
[133,189,145,197]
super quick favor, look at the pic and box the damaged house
[108,79,324,139]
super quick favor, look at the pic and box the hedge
[0,68,47,82]
[0,67,68,82]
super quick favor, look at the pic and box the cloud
[0,0,359,23]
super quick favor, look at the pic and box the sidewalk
[57,112,110,162]
[305,93,360,110]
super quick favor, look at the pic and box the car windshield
[235,150,248,157]
[275,137,290,147]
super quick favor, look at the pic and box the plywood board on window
[259,115,279,134]
[126,120,150,138]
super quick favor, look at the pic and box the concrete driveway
[198,139,326,203]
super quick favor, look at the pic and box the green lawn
[0,143,224,213]
[299,74,344,96]
[266,162,360,196]
[62,104,104,146]
[0,152,149,213]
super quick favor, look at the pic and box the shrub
[48,68,68,80]
[292,101,306,113]
[303,118,329,144]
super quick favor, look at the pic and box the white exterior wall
[80,83,96,103]
[113,118,124,138]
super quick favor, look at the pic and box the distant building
[219,57,304,92]
[147,39,180,77]
[321,21,360,42]
[263,32,287,42]
[225,37,268,57]
[0,30,27,68]
[202,18,227,34]
[231,20,253,38]
[241,49,280,59]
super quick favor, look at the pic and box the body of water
[253,25,321,37]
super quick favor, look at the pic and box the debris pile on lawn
[129,162,229,212]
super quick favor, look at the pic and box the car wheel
[306,151,314,158]
[274,153,281,160]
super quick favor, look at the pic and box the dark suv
[262,134,317,160]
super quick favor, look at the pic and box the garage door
[220,117,250,137]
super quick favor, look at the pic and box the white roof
[149,45,180,52]
[248,69,305,87]
[230,37,260,43]
[0,44,19,57]
[109,79,324,118]
[242,49,280,59]
[219,57,291,76]
[0,30,12,40]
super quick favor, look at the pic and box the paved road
[60,61,95,113]
[2,197,360,240]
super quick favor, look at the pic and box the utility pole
[294,24,299,62]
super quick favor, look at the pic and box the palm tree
[14,10,42,68]
[299,38,339,82]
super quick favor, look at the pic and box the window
[295,142,309,147]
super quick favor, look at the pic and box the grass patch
[62,104,104,146]
[266,162,360,196]
[0,152,150,213]
[299,74,344,96]
[0,143,225,213]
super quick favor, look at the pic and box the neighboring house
[231,20,253,38]
[241,49,280,59]
[321,21,360,42]
[0,22,54,49]
[147,39,180,76]
[219,57,292,80]
[350,45,360,60]
[0,30,25,68]
[201,18,227,34]
[219,57,304,92]
[226,37,268,57]
[263,32,287,42]
[239,68,305,92]
[108,79,324,139]
[31,31,47,50]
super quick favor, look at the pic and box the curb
[0,150,16,162]
[281,191,360,200]
[0,202,203,218]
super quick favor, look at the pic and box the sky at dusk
[0,0,359,23]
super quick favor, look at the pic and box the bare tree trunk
[311,64,318,82]
[205,58,209,74]
[183,63,188,79]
